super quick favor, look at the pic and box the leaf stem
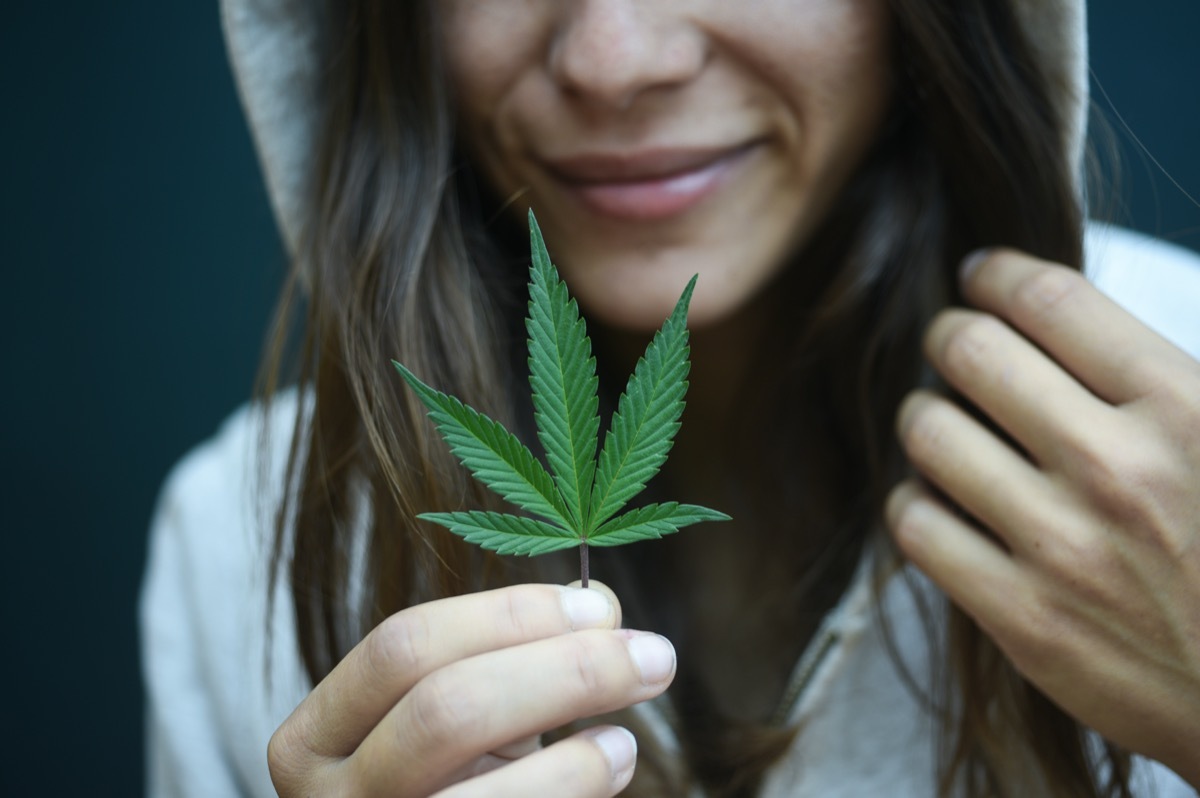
[580,540,590,589]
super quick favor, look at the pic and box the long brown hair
[258,0,1132,795]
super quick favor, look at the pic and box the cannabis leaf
[393,210,730,586]
[526,221,600,531]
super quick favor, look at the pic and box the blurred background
[1,2,1196,795]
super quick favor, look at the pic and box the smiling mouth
[544,144,759,222]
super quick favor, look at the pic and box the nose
[548,0,706,110]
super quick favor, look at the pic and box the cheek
[717,0,892,125]
[806,4,893,126]
[440,3,546,124]
[748,0,893,220]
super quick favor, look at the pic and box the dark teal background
[1,3,1196,795]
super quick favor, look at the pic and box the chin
[561,253,768,335]
[529,192,803,335]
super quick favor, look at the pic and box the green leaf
[393,212,731,576]
[587,276,696,532]
[526,211,600,529]
[420,511,581,556]
[393,360,573,528]
[589,502,732,547]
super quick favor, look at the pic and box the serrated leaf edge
[588,502,731,547]
[394,360,574,529]
[587,275,696,533]
[526,211,600,529]
[392,214,731,564]
[420,510,581,556]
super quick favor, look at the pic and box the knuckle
[266,724,308,794]
[1006,617,1064,677]
[564,634,610,697]
[1039,526,1110,590]
[1000,589,1074,673]
[408,670,479,747]
[266,728,289,780]
[887,488,928,551]
[1067,426,1124,494]
[899,397,949,466]
[1071,435,1174,532]
[366,611,431,683]
[1010,264,1084,322]
[498,584,547,640]
[937,314,1001,380]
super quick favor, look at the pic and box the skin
[268,581,666,796]
[443,0,892,332]
[888,250,1200,787]
[268,0,1200,794]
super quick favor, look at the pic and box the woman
[141,0,1200,795]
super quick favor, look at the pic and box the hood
[220,0,1088,255]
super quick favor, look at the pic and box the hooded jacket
[140,2,1200,795]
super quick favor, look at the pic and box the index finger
[281,583,621,761]
[960,249,1195,405]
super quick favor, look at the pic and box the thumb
[565,579,623,629]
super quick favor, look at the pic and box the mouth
[542,143,760,222]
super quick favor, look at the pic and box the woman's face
[443,0,892,331]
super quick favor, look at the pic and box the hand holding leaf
[393,211,729,586]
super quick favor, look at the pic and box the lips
[543,144,757,222]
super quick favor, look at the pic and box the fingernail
[628,633,676,684]
[587,726,637,780]
[960,248,993,283]
[562,588,612,630]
